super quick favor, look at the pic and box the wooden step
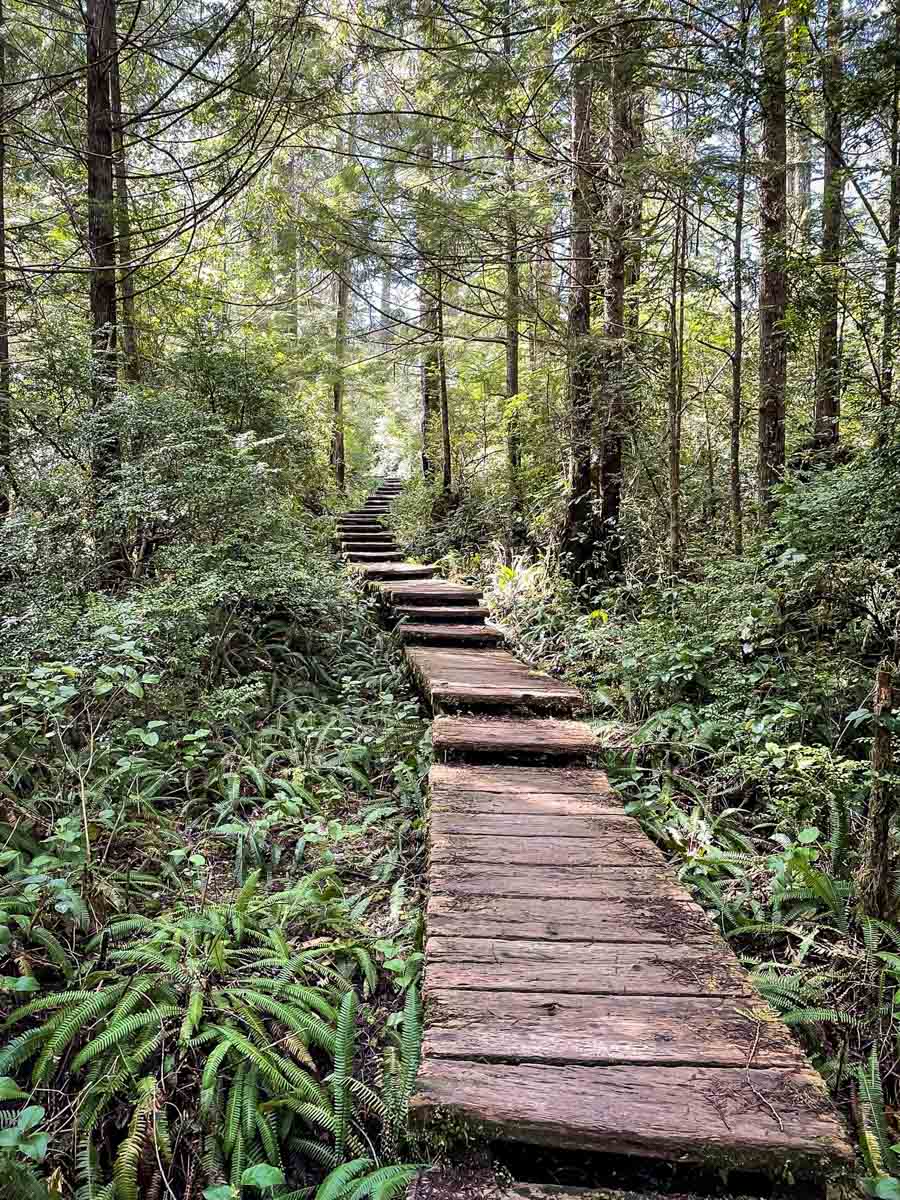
[338,521,385,531]
[394,604,489,622]
[399,623,503,647]
[411,1059,851,1170]
[432,716,598,760]
[406,647,585,713]
[342,533,396,542]
[379,581,483,605]
[341,538,397,548]
[346,551,404,563]
[360,563,436,581]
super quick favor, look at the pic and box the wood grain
[433,716,598,758]
[425,936,752,996]
[424,989,805,1068]
[426,893,717,943]
[411,1059,852,1166]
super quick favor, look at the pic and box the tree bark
[437,267,451,494]
[503,1,521,504]
[857,667,896,921]
[881,0,900,411]
[758,0,788,517]
[598,19,637,575]
[814,0,843,447]
[86,0,119,504]
[560,32,595,582]
[110,29,139,382]
[731,11,749,555]
[331,267,350,491]
[0,0,10,518]
[668,203,687,575]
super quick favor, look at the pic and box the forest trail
[340,484,853,1175]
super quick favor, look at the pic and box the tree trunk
[331,267,350,491]
[857,666,896,921]
[86,0,119,510]
[437,268,451,494]
[0,0,10,518]
[560,33,595,582]
[668,203,687,575]
[598,20,637,575]
[731,14,749,555]
[503,1,521,504]
[814,0,843,447]
[110,31,139,382]
[758,0,788,517]
[881,0,900,410]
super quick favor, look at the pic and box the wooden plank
[393,605,489,621]
[429,862,679,900]
[426,893,716,943]
[433,717,597,758]
[423,990,805,1068]
[425,936,752,996]
[378,581,483,603]
[431,788,623,816]
[360,563,435,580]
[347,552,403,562]
[430,811,642,838]
[430,764,612,794]
[410,1059,852,1166]
[400,624,503,646]
[430,829,663,868]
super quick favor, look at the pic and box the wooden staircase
[338,482,853,1177]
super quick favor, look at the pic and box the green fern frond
[70,1005,180,1071]
[315,1158,372,1200]
[331,990,357,1158]
[349,1164,422,1200]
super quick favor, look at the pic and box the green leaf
[203,1188,236,1200]
[797,827,820,844]
[18,1106,45,1133]
[20,1131,49,1161]
[0,1077,27,1100]
[241,1163,285,1189]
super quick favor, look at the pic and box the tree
[815,0,843,447]
[758,0,788,515]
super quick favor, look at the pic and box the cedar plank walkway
[339,483,852,1174]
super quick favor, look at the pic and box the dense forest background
[2,0,900,1194]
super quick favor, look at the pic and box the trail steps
[338,481,852,1176]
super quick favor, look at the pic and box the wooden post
[858,666,896,920]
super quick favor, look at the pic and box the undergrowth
[1,366,431,1198]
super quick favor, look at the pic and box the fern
[331,990,357,1158]
[315,1158,372,1200]
[858,1051,898,1177]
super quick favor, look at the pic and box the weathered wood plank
[411,1060,852,1166]
[430,812,637,838]
[423,990,805,1068]
[399,624,504,646]
[426,893,716,943]
[425,936,752,996]
[430,829,664,868]
[360,563,436,580]
[378,581,484,603]
[433,717,598,758]
[431,788,623,817]
[429,862,679,900]
[430,764,613,794]
[394,605,489,622]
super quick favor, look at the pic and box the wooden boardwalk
[340,484,852,1174]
